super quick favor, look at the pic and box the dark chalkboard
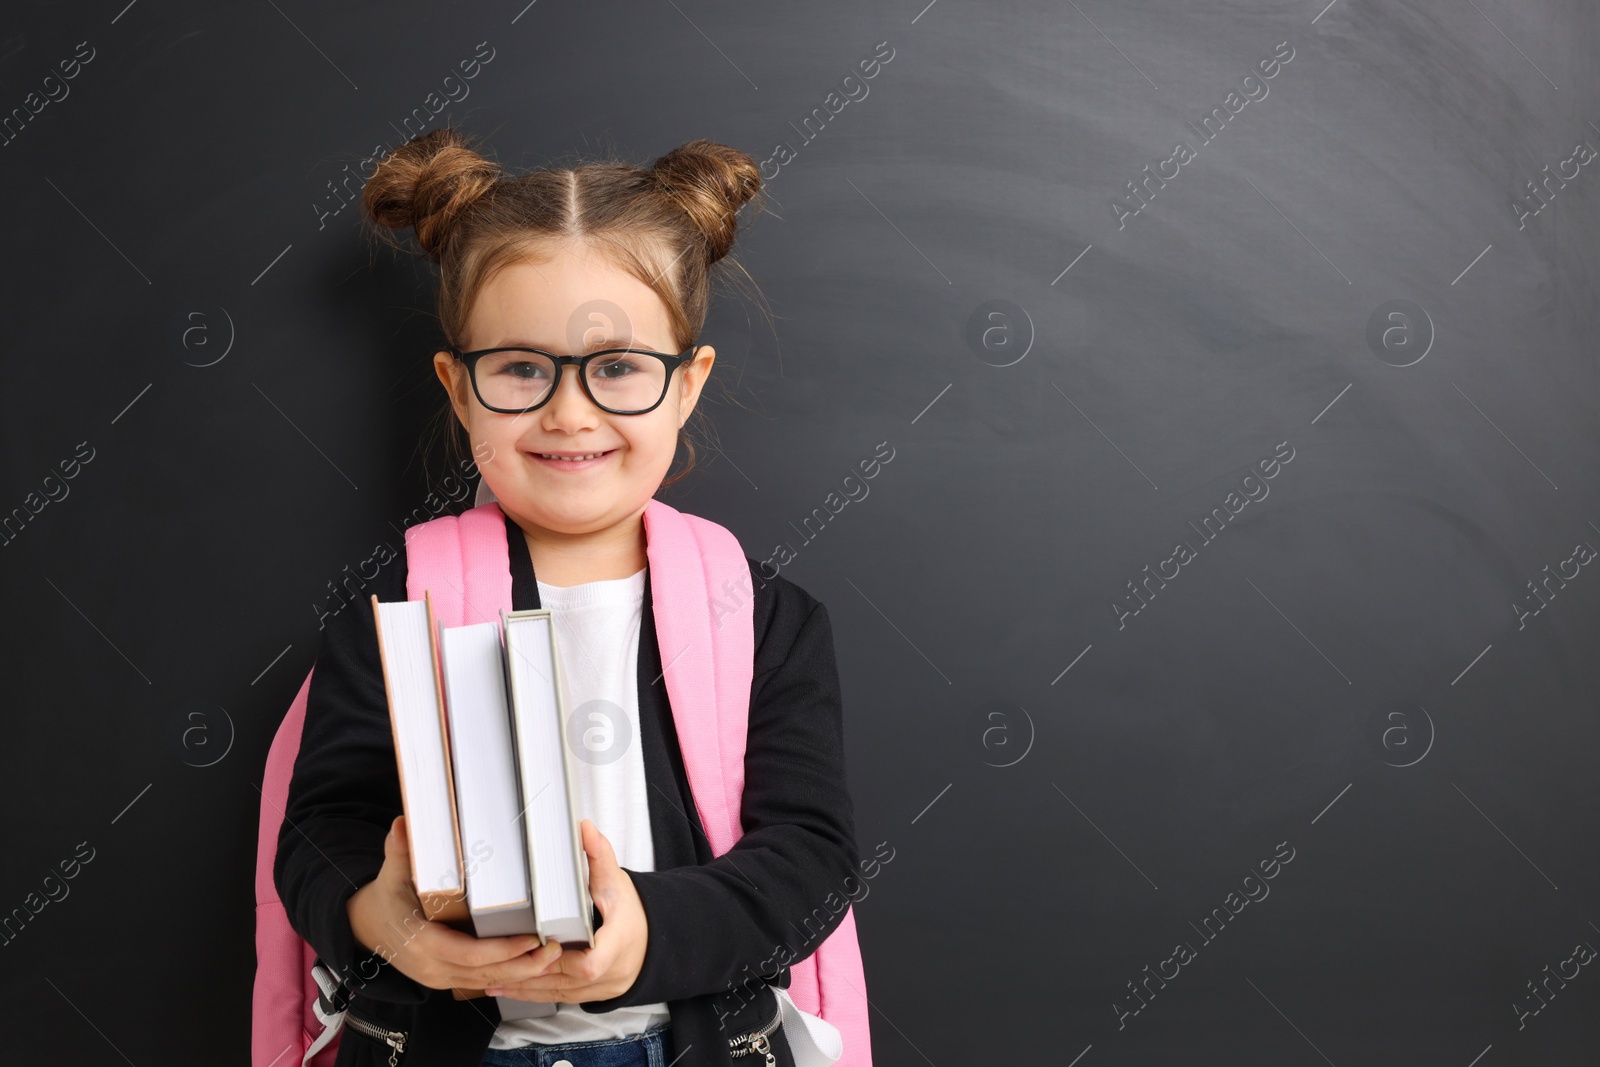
[2,1,1597,1063]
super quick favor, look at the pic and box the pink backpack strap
[641,498,752,852]
[254,669,338,1067]
[643,499,872,1067]
[404,501,514,625]
[786,909,873,1067]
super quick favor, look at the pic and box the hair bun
[649,139,763,263]
[363,128,503,260]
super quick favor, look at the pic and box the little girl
[274,128,864,1067]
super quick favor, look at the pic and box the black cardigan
[274,506,861,1067]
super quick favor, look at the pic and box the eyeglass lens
[475,351,667,413]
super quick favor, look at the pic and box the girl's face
[432,241,716,541]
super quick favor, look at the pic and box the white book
[438,621,536,936]
[501,607,595,948]
[436,618,559,1020]
[369,593,467,924]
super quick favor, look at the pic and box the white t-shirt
[487,565,673,1049]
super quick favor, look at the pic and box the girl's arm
[272,558,430,1003]
[581,569,863,1011]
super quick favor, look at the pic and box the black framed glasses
[448,344,698,416]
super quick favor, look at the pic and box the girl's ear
[433,350,472,425]
[676,343,716,426]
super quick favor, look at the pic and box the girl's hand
[346,815,565,992]
[488,819,649,1003]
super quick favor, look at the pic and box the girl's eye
[591,356,641,380]
[501,361,548,380]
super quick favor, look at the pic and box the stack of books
[369,592,594,1016]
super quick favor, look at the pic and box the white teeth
[538,452,606,461]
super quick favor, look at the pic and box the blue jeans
[479,1023,672,1067]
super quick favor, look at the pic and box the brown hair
[360,126,769,493]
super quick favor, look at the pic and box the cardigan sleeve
[582,581,862,1011]
[272,556,430,1004]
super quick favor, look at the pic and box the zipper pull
[384,1032,406,1067]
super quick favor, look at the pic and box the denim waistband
[479,1021,672,1067]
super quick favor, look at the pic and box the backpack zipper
[343,1009,408,1066]
[727,997,783,1066]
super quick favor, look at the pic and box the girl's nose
[542,363,603,426]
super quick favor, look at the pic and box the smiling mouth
[532,450,614,461]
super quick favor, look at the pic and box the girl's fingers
[424,925,544,968]
[471,942,565,988]
[571,936,613,983]
[486,945,579,997]
[492,984,564,1002]
[489,945,635,1001]
[382,816,410,872]
[489,969,580,999]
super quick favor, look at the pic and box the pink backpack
[253,498,872,1067]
